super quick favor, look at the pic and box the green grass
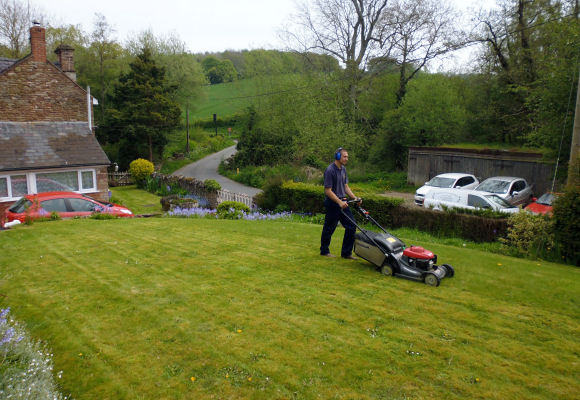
[109,185,163,215]
[0,217,578,399]
[191,78,264,119]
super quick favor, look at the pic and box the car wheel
[424,272,440,287]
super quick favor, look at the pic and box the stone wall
[407,147,556,194]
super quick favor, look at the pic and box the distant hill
[189,75,303,120]
[190,78,261,120]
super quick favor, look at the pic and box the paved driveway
[172,145,262,197]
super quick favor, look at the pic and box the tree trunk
[148,134,153,162]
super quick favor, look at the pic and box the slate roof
[0,121,110,172]
[0,57,17,73]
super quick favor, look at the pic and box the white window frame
[0,168,98,202]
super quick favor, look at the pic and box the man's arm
[325,187,348,209]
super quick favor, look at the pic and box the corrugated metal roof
[0,121,110,171]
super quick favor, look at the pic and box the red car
[2,192,133,226]
[524,192,560,215]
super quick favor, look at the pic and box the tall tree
[385,0,461,102]
[468,0,579,148]
[0,0,44,58]
[100,48,181,167]
[285,0,392,112]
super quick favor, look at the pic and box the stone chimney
[55,44,76,82]
[29,24,46,62]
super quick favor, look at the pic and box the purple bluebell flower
[0,327,15,346]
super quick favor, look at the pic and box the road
[171,145,262,197]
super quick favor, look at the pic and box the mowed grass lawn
[0,217,578,399]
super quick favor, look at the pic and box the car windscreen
[485,194,516,208]
[536,193,555,205]
[477,180,510,194]
[8,198,31,213]
[426,177,455,188]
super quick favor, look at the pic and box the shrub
[500,211,554,258]
[217,201,250,219]
[0,307,68,399]
[552,186,580,266]
[204,179,221,192]
[129,159,155,187]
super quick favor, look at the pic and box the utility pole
[568,66,580,187]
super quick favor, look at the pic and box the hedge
[256,180,507,242]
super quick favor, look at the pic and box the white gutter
[87,86,92,131]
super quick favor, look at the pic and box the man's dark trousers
[320,198,357,257]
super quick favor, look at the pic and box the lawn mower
[343,200,454,286]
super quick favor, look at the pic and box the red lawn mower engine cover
[403,246,437,271]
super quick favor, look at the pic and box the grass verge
[0,218,578,399]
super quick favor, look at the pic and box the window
[511,180,525,193]
[68,198,98,212]
[36,172,78,192]
[11,175,28,196]
[456,176,475,187]
[81,171,94,190]
[0,177,7,197]
[40,199,68,212]
[0,175,28,200]
[468,195,490,209]
[0,169,97,201]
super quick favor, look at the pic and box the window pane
[40,199,68,212]
[68,198,97,212]
[81,171,94,190]
[36,172,78,192]
[11,175,28,197]
[0,178,7,197]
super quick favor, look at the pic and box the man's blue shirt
[324,162,348,199]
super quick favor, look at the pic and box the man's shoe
[342,255,357,260]
[321,253,336,258]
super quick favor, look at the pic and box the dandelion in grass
[190,376,196,382]
[497,263,502,266]
[237,329,242,333]
[248,377,252,382]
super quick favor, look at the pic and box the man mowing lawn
[320,147,361,259]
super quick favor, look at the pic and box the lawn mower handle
[345,199,390,235]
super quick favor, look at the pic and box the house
[0,24,110,215]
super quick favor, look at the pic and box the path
[172,145,262,197]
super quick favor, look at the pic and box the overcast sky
[32,0,497,70]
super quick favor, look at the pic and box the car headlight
[120,209,133,215]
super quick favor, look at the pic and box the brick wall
[0,58,88,121]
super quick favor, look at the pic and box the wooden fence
[108,172,133,186]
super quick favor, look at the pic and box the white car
[474,176,533,206]
[423,188,520,214]
[414,173,479,206]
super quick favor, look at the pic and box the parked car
[2,192,133,226]
[423,188,520,214]
[525,192,561,215]
[414,173,479,206]
[474,176,533,206]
